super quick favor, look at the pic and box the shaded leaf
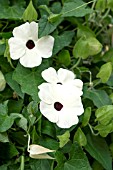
[0,0,25,19]
[0,132,9,143]
[57,50,71,66]
[5,72,24,99]
[55,142,91,170]
[62,0,92,17]
[85,133,112,170]
[30,159,52,170]
[0,142,19,160]
[84,88,112,108]
[38,15,62,37]
[53,31,74,55]
[10,113,27,132]
[13,61,49,101]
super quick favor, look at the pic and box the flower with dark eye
[8,22,54,68]
[38,83,84,128]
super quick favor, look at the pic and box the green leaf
[48,14,62,23]
[38,15,62,37]
[0,0,25,20]
[55,142,91,170]
[13,61,49,101]
[30,159,51,170]
[10,113,27,132]
[42,120,56,138]
[94,122,113,137]
[85,133,112,170]
[0,164,8,170]
[57,131,70,148]
[77,25,95,38]
[95,0,106,12]
[0,142,19,160]
[0,42,6,56]
[27,101,39,115]
[0,101,14,132]
[96,62,112,83]
[0,132,9,143]
[10,131,27,146]
[8,99,23,113]
[102,48,113,63]
[82,107,91,127]
[55,151,66,166]
[73,37,102,59]
[73,127,87,146]
[5,72,24,99]
[53,31,74,55]
[22,0,38,22]
[84,88,112,108]
[57,50,71,66]
[50,2,62,14]
[95,105,113,125]
[92,160,104,170]
[107,0,113,11]
[62,0,92,17]
[0,115,14,132]
[39,136,59,150]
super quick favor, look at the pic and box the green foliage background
[0,0,113,169]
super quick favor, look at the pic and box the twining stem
[88,123,99,136]
[20,155,24,170]
[71,57,81,70]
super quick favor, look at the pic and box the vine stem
[70,57,81,70]
[20,155,24,170]
[88,123,99,136]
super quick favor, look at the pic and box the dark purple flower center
[57,82,62,85]
[54,102,63,111]
[26,40,35,49]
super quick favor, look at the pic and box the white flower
[28,144,55,159]
[38,83,84,128]
[8,22,54,68]
[0,71,6,91]
[41,67,83,92]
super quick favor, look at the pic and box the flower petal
[29,21,38,41]
[41,67,58,83]
[13,22,31,40]
[37,36,54,58]
[57,68,75,84]
[38,83,53,104]
[57,108,79,128]
[29,144,55,159]
[73,79,83,91]
[19,48,42,68]
[40,101,58,122]
[8,37,26,60]
[75,105,84,116]
[29,144,55,155]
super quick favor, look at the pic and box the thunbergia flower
[0,71,6,91]
[28,144,55,159]
[27,135,55,159]
[8,22,54,68]
[38,83,84,128]
[41,67,83,91]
